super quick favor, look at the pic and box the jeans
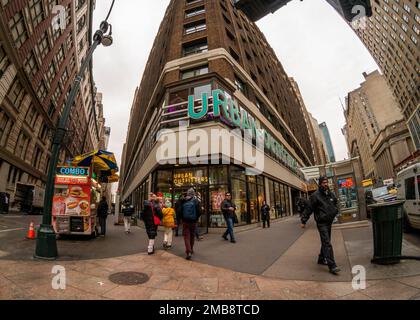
[263,219,270,228]
[99,217,107,235]
[124,216,131,232]
[164,227,173,246]
[223,217,235,241]
[183,222,196,254]
[317,224,337,269]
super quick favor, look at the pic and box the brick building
[121,0,316,230]
[0,0,101,212]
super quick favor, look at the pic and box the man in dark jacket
[97,196,109,236]
[301,176,341,275]
[182,188,202,260]
[221,192,237,243]
[175,192,186,237]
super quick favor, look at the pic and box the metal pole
[34,2,115,257]
[35,41,100,259]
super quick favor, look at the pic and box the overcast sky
[92,0,379,176]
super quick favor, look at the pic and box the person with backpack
[122,199,135,234]
[182,188,202,260]
[140,193,163,255]
[162,200,176,249]
[221,192,237,243]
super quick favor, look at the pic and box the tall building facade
[0,0,99,212]
[319,122,336,163]
[308,112,328,165]
[121,0,315,230]
[348,0,420,152]
[344,70,413,179]
[289,77,325,165]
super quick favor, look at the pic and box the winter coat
[175,196,185,225]
[140,200,163,238]
[261,204,270,221]
[162,207,176,228]
[301,188,339,226]
[97,200,108,218]
[221,199,237,220]
[122,204,134,217]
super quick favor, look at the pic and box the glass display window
[337,177,358,210]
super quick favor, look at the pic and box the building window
[32,146,42,169]
[7,79,25,109]
[9,12,28,48]
[15,131,29,159]
[185,6,205,18]
[183,39,208,56]
[181,65,208,79]
[0,44,10,78]
[28,0,44,28]
[0,110,13,147]
[77,15,86,34]
[234,76,246,94]
[184,20,206,35]
[37,81,47,101]
[23,51,38,78]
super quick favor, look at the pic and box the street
[1,213,420,300]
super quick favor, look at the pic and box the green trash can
[369,200,405,265]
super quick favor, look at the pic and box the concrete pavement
[1,213,420,300]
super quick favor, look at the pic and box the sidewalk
[1,214,420,299]
[1,250,420,300]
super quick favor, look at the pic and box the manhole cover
[108,272,149,285]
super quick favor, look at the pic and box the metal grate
[108,272,149,285]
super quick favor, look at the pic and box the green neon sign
[187,90,298,171]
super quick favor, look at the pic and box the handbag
[232,213,239,224]
[152,206,161,226]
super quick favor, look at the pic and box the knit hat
[318,176,328,185]
[187,188,195,198]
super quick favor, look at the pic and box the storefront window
[283,185,290,216]
[209,185,227,227]
[231,178,247,226]
[256,177,265,222]
[209,166,228,185]
[275,182,282,218]
[268,180,276,219]
[337,177,358,209]
[173,167,208,187]
[248,176,258,224]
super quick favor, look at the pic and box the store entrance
[173,186,208,235]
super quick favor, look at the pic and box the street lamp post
[35,1,115,259]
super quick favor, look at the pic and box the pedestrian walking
[97,196,109,236]
[195,190,204,241]
[300,176,341,275]
[221,192,237,243]
[174,193,186,237]
[296,197,308,217]
[162,200,176,249]
[140,193,163,255]
[122,199,134,234]
[182,188,202,260]
[261,201,270,228]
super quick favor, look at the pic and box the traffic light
[326,0,372,22]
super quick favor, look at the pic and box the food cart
[52,166,101,237]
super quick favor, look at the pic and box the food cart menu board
[53,185,91,217]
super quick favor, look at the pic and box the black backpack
[182,199,197,221]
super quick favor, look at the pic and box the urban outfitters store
[125,86,309,233]
[152,165,295,233]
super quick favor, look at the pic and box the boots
[148,239,155,255]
